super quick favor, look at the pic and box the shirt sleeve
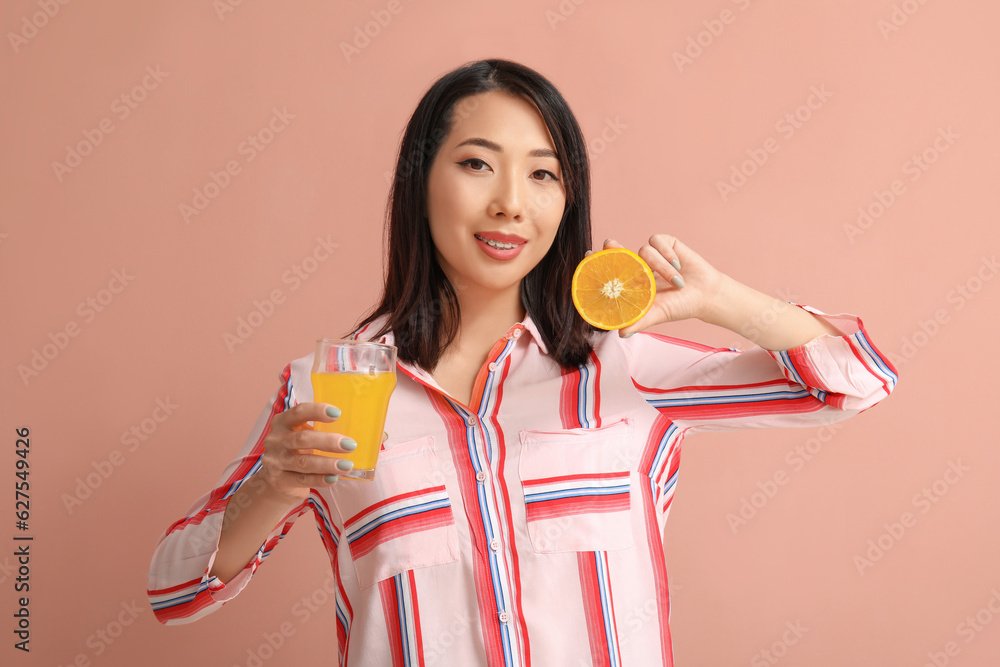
[623,306,898,432]
[146,364,313,625]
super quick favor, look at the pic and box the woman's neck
[452,282,525,341]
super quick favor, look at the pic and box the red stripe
[408,570,427,667]
[345,486,448,527]
[349,506,455,559]
[640,481,673,666]
[577,553,611,667]
[491,356,532,665]
[307,494,340,562]
[589,350,603,428]
[153,589,217,623]
[641,331,719,352]
[559,366,580,429]
[337,573,354,666]
[147,576,203,597]
[378,578,406,667]
[783,346,824,391]
[522,471,630,488]
[664,395,822,421]
[847,335,895,401]
[427,390,506,664]
[525,494,630,522]
[165,365,291,534]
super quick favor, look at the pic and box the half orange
[571,248,657,330]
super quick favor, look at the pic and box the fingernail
[323,475,339,484]
[671,275,685,289]
[585,250,593,256]
[604,238,614,246]
[325,406,341,419]
[669,259,682,271]
[621,332,635,339]
[336,459,354,471]
[340,437,358,451]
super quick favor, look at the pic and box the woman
[148,59,896,666]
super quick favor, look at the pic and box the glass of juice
[310,339,397,481]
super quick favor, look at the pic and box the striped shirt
[148,306,896,666]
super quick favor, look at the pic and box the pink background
[3,1,999,665]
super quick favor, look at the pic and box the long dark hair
[358,59,596,370]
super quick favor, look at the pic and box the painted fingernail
[323,475,339,484]
[325,405,341,419]
[340,437,358,451]
[671,275,685,288]
[336,459,354,471]
[669,259,682,271]
[621,332,635,339]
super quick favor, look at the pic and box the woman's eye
[458,158,489,171]
[532,169,559,182]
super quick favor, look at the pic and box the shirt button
[476,471,487,483]
[467,415,477,426]
[498,611,510,624]
[512,329,522,339]
[489,538,501,551]
[488,362,497,372]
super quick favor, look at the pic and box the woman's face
[425,91,567,300]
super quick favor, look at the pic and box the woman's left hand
[602,235,723,337]
[604,235,843,349]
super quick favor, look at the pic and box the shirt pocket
[518,418,635,554]
[331,436,459,589]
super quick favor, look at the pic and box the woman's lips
[475,233,527,260]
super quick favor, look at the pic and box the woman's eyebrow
[455,137,559,159]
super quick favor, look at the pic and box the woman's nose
[487,173,525,221]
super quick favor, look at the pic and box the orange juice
[310,370,397,475]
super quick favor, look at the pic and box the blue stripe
[776,350,806,386]
[307,497,340,547]
[855,330,898,384]
[151,580,211,610]
[394,574,412,667]
[577,364,591,429]
[347,498,450,543]
[595,551,620,667]
[646,389,810,408]
[524,485,631,503]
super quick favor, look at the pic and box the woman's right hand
[257,402,358,505]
